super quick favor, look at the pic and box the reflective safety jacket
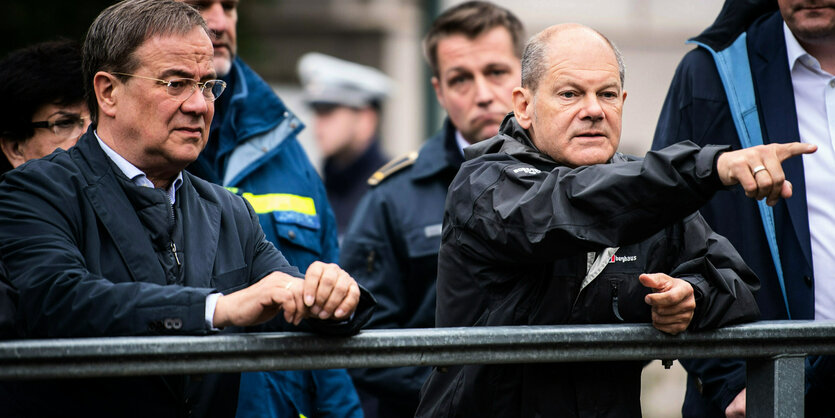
[416,116,760,418]
[188,57,338,271]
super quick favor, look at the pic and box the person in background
[298,52,393,238]
[0,39,89,174]
[340,2,524,417]
[653,0,835,415]
[0,1,372,417]
[175,1,363,417]
[0,39,89,340]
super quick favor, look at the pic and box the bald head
[521,24,625,93]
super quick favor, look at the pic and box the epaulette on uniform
[367,150,419,186]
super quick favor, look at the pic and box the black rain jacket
[416,115,760,418]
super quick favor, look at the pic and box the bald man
[416,24,815,417]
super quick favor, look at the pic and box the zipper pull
[170,242,181,266]
[610,280,624,321]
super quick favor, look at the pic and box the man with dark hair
[0,1,372,417]
[416,23,813,417]
[339,2,524,417]
[0,40,88,175]
[653,0,835,416]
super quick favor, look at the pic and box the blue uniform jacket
[652,10,826,416]
[183,58,359,418]
[188,57,339,272]
[341,119,462,417]
[0,131,373,417]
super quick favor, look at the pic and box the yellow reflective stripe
[241,192,317,216]
[225,186,240,194]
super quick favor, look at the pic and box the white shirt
[784,23,835,320]
[95,131,219,328]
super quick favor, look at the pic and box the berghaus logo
[610,255,637,263]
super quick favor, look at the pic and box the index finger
[775,142,816,161]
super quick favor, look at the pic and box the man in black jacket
[0,1,372,417]
[416,23,815,418]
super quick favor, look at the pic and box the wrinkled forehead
[134,27,216,75]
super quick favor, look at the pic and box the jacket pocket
[271,211,323,258]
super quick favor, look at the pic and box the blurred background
[3,0,728,416]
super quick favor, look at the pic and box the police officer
[298,53,392,237]
[339,2,525,417]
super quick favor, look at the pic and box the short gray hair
[521,26,625,93]
[83,0,209,124]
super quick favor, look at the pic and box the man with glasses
[0,1,373,416]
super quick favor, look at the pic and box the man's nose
[180,86,210,114]
[579,95,604,121]
[474,75,495,107]
[201,3,229,34]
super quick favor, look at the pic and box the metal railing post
[747,355,805,418]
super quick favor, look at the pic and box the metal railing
[2,320,834,417]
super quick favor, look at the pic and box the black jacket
[416,116,760,418]
[0,130,374,418]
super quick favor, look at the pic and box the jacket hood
[691,0,778,50]
[215,57,299,143]
[465,113,629,167]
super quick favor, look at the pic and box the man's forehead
[135,29,215,72]
[436,28,518,73]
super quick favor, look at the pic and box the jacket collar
[690,0,778,51]
[74,129,222,286]
[411,118,464,181]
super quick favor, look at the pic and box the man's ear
[94,71,119,119]
[512,86,534,130]
[0,137,26,169]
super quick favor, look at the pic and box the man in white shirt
[653,0,835,416]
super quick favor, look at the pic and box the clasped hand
[212,261,360,328]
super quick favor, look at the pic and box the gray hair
[83,0,209,124]
[521,26,625,93]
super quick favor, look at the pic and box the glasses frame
[30,114,89,139]
[110,72,227,102]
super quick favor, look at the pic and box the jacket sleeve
[668,212,760,330]
[448,141,727,266]
[652,47,749,413]
[340,188,430,399]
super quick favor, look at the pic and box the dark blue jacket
[0,131,373,417]
[653,9,823,416]
[341,120,463,418]
[185,58,361,418]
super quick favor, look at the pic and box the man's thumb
[639,273,666,291]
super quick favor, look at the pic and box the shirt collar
[784,21,823,73]
[94,130,183,204]
[454,130,470,158]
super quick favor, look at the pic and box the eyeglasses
[111,72,227,102]
[31,114,88,139]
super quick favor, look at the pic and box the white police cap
[298,52,393,108]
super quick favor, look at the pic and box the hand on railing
[639,273,695,335]
[213,262,360,327]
